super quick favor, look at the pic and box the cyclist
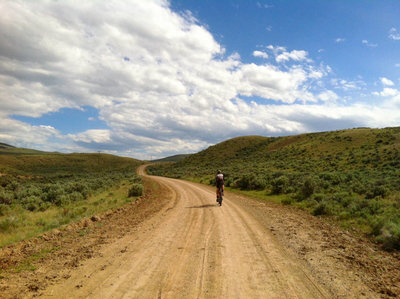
[215,170,224,206]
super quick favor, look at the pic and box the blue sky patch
[12,106,109,134]
[239,95,289,106]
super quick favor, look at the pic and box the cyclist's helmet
[217,170,222,174]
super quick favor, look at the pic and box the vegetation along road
[23,165,395,298]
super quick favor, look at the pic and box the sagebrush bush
[21,195,41,211]
[0,204,9,216]
[0,216,18,232]
[131,176,143,184]
[300,177,316,199]
[0,176,12,188]
[271,175,289,194]
[366,185,389,199]
[374,220,400,250]
[281,197,293,205]
[128,183,143,197]
[235,174,266,190]
[0,189,14,205]
[68,191,84,202]
[312,193,325,202]
[313,201,329,216]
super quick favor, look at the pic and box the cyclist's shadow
[185,204,219,209]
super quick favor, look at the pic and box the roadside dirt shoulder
[0,177,171,298]
[224,189,400,298]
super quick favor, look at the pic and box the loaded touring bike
[216,186,223,206]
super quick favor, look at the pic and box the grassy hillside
[0,147,139,175]
[0,143,15,149]
[150,128,400,176]
[0,147,143,247]
[0,142,51,155]
[151,154,191,163]
[148,127,400,250]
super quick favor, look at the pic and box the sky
[0,0,399,160]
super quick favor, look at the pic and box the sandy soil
[1,165,399,298]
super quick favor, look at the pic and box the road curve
[41,165,330,298]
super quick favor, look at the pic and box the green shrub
[0,216,18,232]
[68,191,84,202]
[131,176,143,184]
[0,189,14,205]
[21,195,42,211]
[330,192,349,203]
[367,199,384,215]
[68,182,89,199]
[128,184,144,197]
[366,185,389,199]
[0,176,13,188]
[281,197,293,205]
[312,200,336,216]
[271,175,289,194]
[339,211,351,220]
[39,202,51,211]
[0,204,10,216]
[54,194,70,207]
[312,193,325,202]
[300,177,316,199]
[351,180,366,195]
[45,184,65,203]
[235,174,266,190]
[225,177,233,187]
[375,221,400,250]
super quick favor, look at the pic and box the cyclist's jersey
[216,173,224,188]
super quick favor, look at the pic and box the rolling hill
[0,143,47,155]
[0,145,141,175]
[0,142,15,149]
[151,154,191,163]
[149,127,400,178]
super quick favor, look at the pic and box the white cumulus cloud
[276,50,311,63]
[380,77,395,86]
[253,50,269,59]
[0,0,397,159]
[318,90,339,102]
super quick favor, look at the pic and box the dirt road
[5,165,393,298]
[36,166,338,298]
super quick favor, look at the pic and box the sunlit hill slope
[0,143,141,175]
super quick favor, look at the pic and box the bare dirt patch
[226,191,400,298]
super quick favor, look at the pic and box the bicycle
[216,186,223,206]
